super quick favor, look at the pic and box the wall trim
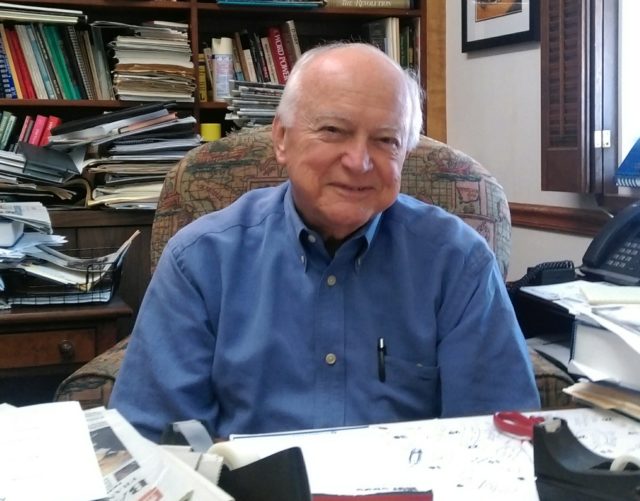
[509,203,611,237]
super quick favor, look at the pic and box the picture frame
[461,0,539,53]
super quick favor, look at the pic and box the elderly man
[110,42,540,443]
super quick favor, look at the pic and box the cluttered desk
[1,402,640,501]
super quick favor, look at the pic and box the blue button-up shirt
[110,182,539,442]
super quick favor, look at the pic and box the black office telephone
[510,201,640,289]
[580,201,640,285]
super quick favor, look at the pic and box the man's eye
[321,125,341,134]
[379,137,400,147]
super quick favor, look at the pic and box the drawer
[0,329,96,369]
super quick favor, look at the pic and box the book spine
[324,0,411,6]
[28,113,48,145]
[39,114,62,146]
[260,36,278,84]
[40,24,72,99]
[33,24,63,99]
[250,31,269,83]
[79,29,102,100]
[230,35,245,82]
[197,52,208,102]
[0,24,21,98]
[280,20,301,69]
[0,33,17,98]
[0,111,11,147]
[13,114,33,152]
[14,25,48,99]
[89,24,115,100]
[58,24,84,99]
[0,113,17,150]
[202,47,214,100]
[24,24,57,99]
[65,25,90,99]
[6,26,35,99]
[238,30,257,83]
[267,27,290,84]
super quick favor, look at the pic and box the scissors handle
[493,412,545,440]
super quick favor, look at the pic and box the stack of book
[0,4,111,101]
[48,101,200,209]
[225,80,284,129]
[96,20,195,103]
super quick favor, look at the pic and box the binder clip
[533,417,640,501]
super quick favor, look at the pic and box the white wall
[445,1,597,280]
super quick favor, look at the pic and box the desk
[0,296,132,405]
[228,408,640,500]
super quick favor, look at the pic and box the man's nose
[341,137,373,172]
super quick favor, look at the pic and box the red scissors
[493,412,545,440]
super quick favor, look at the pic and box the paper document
[0,401,107,501]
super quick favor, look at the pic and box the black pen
[377,337,386,383]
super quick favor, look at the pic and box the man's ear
[271,116,287,165]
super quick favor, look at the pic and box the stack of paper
[93,20,196,103]
[226,79,284,128]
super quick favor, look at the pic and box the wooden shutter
[540,0,590,192]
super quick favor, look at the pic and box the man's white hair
[275,42,424,151]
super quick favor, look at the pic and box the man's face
[272,48,409,242]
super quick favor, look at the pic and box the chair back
[151,127,511,277]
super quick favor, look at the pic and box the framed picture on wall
[461,0,539,52]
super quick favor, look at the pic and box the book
[39,23,73,99]
[249,30,269,83]
[233,31,253,83]
[23,23,57,99]
[0,26,18,98]
[33,23,63,99]
[238,29,257,82]
[324,0,412,6]
[14,24,48,99]
[260,36,278,84]
[197,52,208,101]
[0,24,21,98]
[266,26,290,84]
[0,111,16,150]
[563,380,640,421]
[78,28,102,100]
[280,20,301,69]
[59,24,86,99]
[38,114,62,146]
[615,137,640,188]
[27,114,48,146]
[5,25,36,99]
[568,319,640,392]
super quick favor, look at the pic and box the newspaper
[0,201,52,234]
[86,407,233,501]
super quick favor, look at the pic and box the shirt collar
[283,182,382,270]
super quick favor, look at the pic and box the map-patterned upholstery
[54,126,574,410]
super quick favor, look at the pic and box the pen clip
[377,337,386,383]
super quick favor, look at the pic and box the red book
[16,115,33,144]
[267,27,290,84]
[28,114,48,146]
[39,115,62,146]
[5,26,35,100]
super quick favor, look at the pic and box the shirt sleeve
[436,246,541,417]
[109,239,220,443]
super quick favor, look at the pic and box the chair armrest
[53,337,129,409]
[529,347,576,410]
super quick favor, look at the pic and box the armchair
[54,126,574,410]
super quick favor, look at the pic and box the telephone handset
[580,201,640,285]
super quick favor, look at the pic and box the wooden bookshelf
[0,0,446,333]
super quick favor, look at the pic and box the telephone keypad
[606,239,640,273]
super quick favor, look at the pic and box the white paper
[0,401,107,501]
[231,408,640,500]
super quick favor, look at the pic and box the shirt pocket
[382,355,440,417]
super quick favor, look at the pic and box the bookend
[533,418,640,500]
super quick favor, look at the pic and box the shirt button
[326,275,337,286]
[325,353,337,365]
[307,234,317,243]
[300,255,305,264]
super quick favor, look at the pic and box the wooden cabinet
[0,296,132,405]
